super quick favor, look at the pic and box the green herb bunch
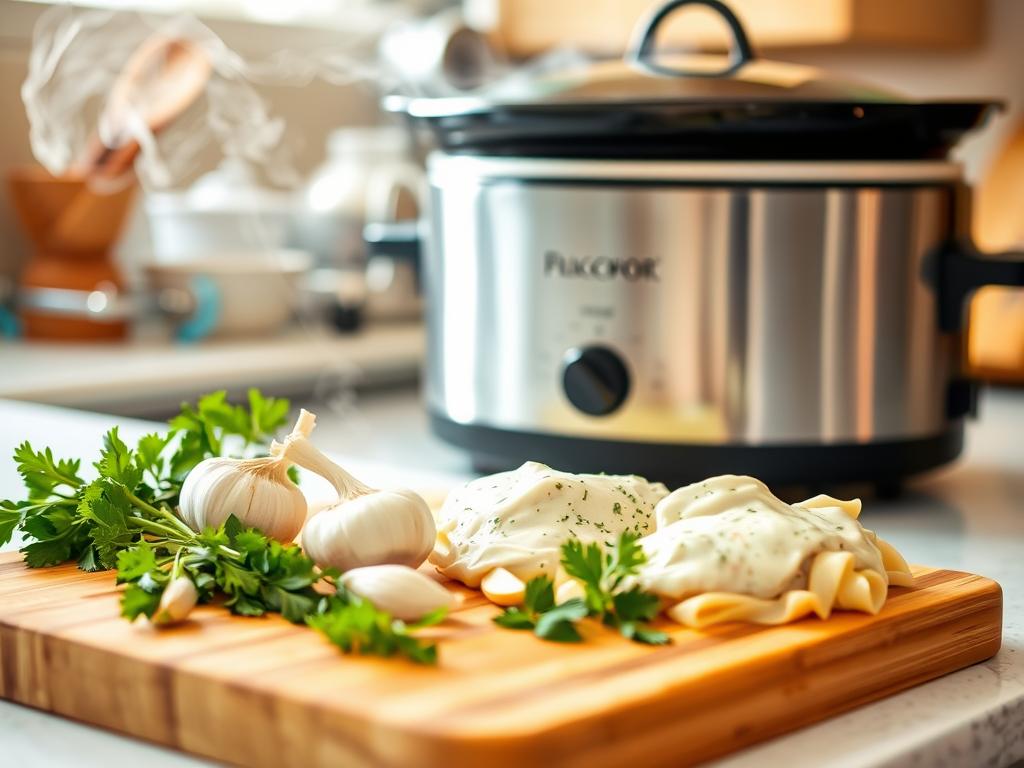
[494,532,670,646]
[0,390,439,664]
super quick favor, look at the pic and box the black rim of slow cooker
[430,412,965,491]
[416,100,1000,161]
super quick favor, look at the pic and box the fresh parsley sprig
[1,389,442,665]
[307,587,444,665]
[168,389,291,480]
[115,515,333,623]
[494,533,670,646]
[562,532,669,645]
[0,389,292,570]
[114,514,441,665]
[493,576,588,642]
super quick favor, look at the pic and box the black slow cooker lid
[386,0,1000,160]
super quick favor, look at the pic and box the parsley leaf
[607,530,648,584]
[0,499,28,547]
[19,505,91,567]
[534,598,587,642]
[627,624,671,646]
[135,432,171,481]
[409,607,448,630]
[493,575,554,631]
[247,389,291,443]
[524,573,555,613]
[77,546,101,572]
[95,428,143,489]
[116,543,159,582]
[561,538,605,596]
[495,534,670,647]
[165,390,293,483]
[308,589,440,665]
[121,577,164,621]
[13,442,84,499]
[493,577,584,643]
[219,559,263,599]
[612,587,661,624]
[164,517,326,623]
[264,586,317,623]
[492,607,537,630]
[121,584,161,620]
[560,533,670,645]
[78,481,137,569]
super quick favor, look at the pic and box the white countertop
[1,389,1022,768]
[0,323,424,415]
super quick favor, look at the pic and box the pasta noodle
[644,477,914,628]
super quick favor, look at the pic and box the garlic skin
[301,490,436,571]
[153,576,199,626]
[341,564,456,621]
[179,455,306,542]
[277,419,436,571]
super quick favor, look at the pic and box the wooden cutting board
[0,553,1001,767]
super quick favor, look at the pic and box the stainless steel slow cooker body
[423,155,1021,485]
[389,0,1024,485]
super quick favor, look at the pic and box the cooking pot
[387,0,1024,488]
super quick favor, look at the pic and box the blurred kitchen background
[0,0,1022,435]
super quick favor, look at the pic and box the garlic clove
[233,475,306,543]
[555,578,586,604]
[152,576,199,626]
[552,565,573,587]
[341,564,457,622]
[481,568,526,606]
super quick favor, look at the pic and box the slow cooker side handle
[363,220,424,292]
[937,240,1024,332]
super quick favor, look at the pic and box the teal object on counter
[175,275,220,343]
[0,306,20,338]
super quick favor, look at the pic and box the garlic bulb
[300,490,435,571]
[276,416,436,571]
[153,576,198,626]
[341,564,456,621]
[178,410,315,542]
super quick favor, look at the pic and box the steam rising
[23,5,390,189]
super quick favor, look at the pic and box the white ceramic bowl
[145,250,311,338]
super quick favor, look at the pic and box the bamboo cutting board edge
[0,557,1003,768]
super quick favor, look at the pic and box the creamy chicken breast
[431,461,669,587]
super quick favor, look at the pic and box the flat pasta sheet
[664,494,914,628]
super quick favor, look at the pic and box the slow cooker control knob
[561,346,630,416]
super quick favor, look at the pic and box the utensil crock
[8,166,136,341]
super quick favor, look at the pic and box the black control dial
[561,346,631,416]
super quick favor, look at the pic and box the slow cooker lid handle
[627,0,756,78]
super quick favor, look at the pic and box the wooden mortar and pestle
[8,36,210,340]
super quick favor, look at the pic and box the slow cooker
[388,0,1024,488]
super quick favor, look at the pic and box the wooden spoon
[51,35,212,252]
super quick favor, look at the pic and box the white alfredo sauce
[638,475,887,600]
[431,461,668,586]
